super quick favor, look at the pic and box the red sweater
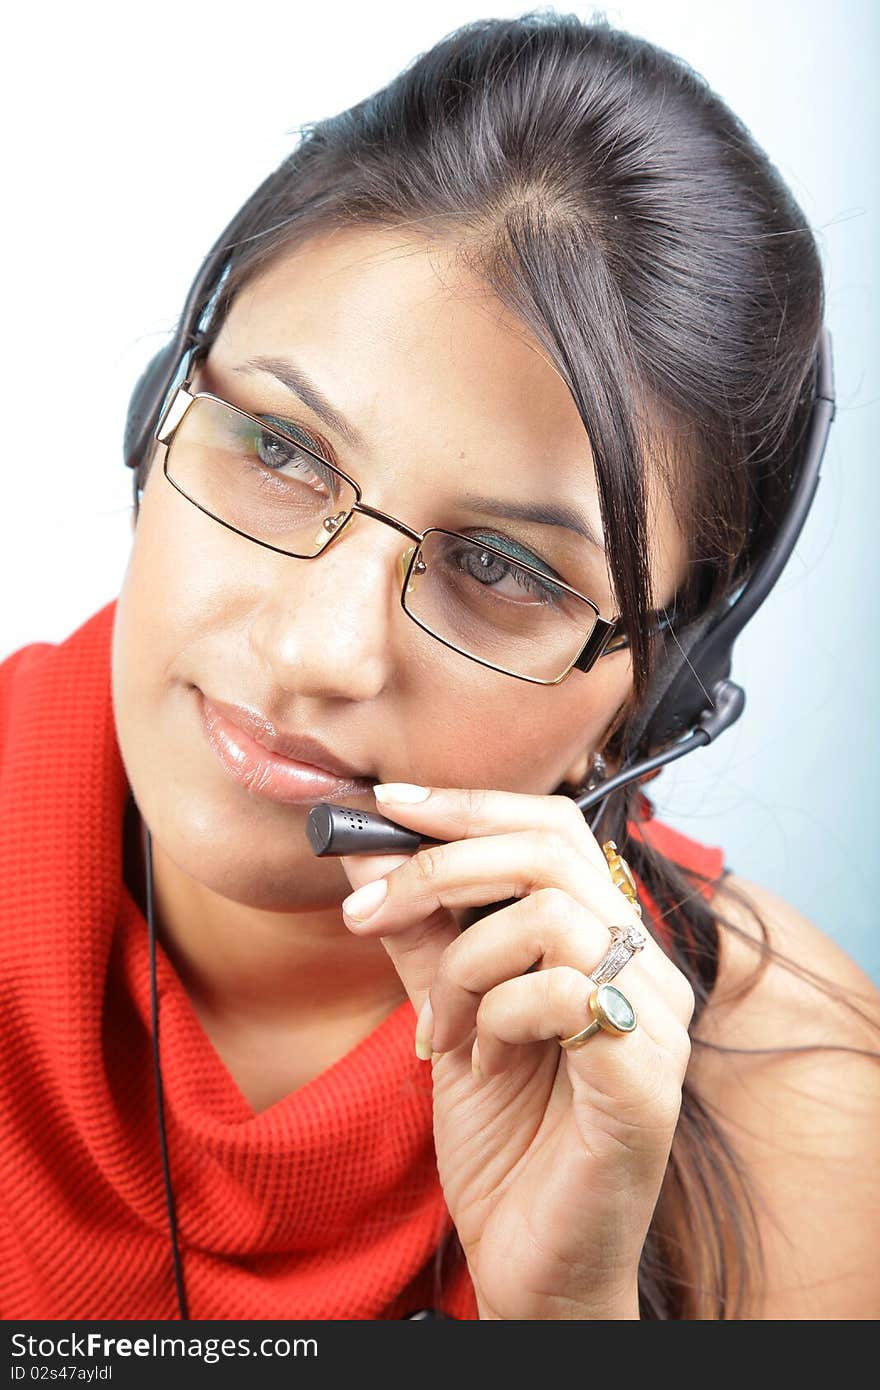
[0,601,725,1320]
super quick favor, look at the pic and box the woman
[1,12,877,1321]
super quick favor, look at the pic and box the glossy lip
[198,692,377,804]
[201,692,374,780]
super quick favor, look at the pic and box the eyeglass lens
[165,395,600,681]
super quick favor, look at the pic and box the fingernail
[341,877,388,923]
[415,996,434,1060]
[374,783,431,802]
[471,1038,483,1081]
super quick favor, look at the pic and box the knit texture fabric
[0,601,725,1320]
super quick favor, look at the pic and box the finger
[341,827,646,951]
[428,887,694,1055]
[371,782,609,875]
[473,967,691,1121]
[339,827,653,1038]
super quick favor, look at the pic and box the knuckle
[435,936,470,992]
[551,794,605,866]
[671,968,697,1024]
[661,1067,687,1120]
[539,826,575,873]
[555,793,592,844]
[641,1046,684,1120]
[534,885,574,926]
[475,984,502,1034]
[651,1084,685,1133]
[411,844,445,886]
[555,964,592,1014]
[660,1021,693,1077]
[532,888,584,960]
[461,786,492,839]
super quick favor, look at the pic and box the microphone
[306,803,446,856]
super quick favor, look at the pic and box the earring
[574,751,607,797]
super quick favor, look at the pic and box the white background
[1,1,877,979]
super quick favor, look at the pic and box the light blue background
[1,2,877,981]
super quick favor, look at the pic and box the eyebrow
[457,494,605,552]
[234,355,605,552]
[234,356,366,452]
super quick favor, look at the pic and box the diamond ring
[589,922,647,985]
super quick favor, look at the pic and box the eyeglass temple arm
[572,609,676,672]
[153,338,211,445]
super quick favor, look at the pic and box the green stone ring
[558,982,638,1049]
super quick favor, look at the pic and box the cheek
[409,655,632,795]
[118,477,248,678]
[112,484,232,787]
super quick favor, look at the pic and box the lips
[200,693,374,781]
[197,691,377,805]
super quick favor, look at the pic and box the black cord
[143,821,190,1320]
[138,690,731,1324]
[583,728,711,836]
[142,817,447,1321]
[581,679,745,834]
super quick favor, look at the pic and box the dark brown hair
[141,10,871,1316]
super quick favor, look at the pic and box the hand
[338,785,695,1320]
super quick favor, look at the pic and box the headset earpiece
[625,328,834,763]
[625,610,720,758]
[124,342,181,485]
[123,212,239,485]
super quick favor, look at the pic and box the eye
[245,417,343,499]
[258,417,330,464]
[452,532,568,604]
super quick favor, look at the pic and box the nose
[251,510,417,701]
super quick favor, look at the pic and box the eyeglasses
[153,367,671,685]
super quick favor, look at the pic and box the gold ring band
[558,982,638,1050]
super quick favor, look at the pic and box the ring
[601,840,643,918]
[589,922,647,985]
[558,982,638,1049]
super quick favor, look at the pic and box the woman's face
[112,226,687,914]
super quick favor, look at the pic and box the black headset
[123,225,834,1321]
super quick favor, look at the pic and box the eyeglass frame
[150,354,676,686]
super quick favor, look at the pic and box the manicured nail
[471,1038,483,1081]
[415,996,434,1060]
[374,783,431,802]
[341,877,388,923]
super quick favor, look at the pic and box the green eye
[260,416,326,456]
[458,532,567,603]
[468,531,564,583]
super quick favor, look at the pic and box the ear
[556,748,623,796]
[559,749,592,790]
[558,692,635,790]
